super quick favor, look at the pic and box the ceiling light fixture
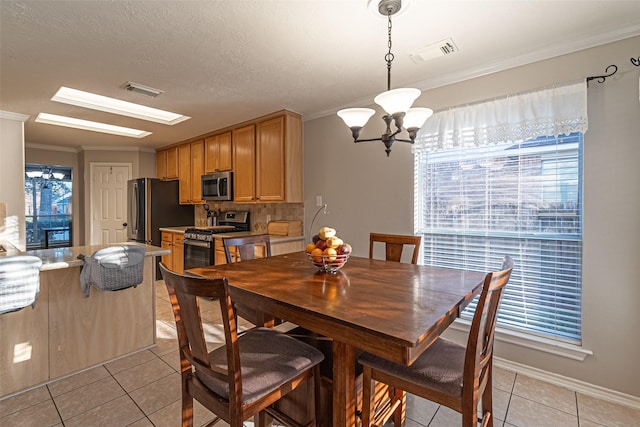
[51,87,190,125]
[337,0,433,156]
[35,113,152,138]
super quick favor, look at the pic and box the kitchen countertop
[158,226,190,234]
[0,242,168,271]
[159,226,305,243]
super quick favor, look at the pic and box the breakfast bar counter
[0,243,168,398]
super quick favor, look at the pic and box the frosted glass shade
[337,108,375,127]
[374,88,421,114]
[404,107,433,129]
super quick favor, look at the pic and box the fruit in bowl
[305,227,351,273]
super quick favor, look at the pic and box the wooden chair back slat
[369,233,422,264]
[222,234,272,263]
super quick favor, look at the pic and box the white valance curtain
[413,81,588,153]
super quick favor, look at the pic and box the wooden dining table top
[188,251,486,426]
[189,251,485,362]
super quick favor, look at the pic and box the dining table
[188,251,486,427]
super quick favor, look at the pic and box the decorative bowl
[306,252,350,273]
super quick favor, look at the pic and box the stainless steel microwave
[201,171,233,201]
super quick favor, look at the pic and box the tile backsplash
[194,202,304,233]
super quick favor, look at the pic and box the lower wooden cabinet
[173,234,184,274]
[161,231,185,274]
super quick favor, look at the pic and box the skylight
[35,113,152,138]
[51,87,190,125]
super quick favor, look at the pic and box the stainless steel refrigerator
[127,178,194,247]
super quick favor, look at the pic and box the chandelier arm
[353,137,385,143]
[394,138,415,144]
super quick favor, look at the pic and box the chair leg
[462,398,478,427]
[361,366,374,427]
[392,387,403,427]
[313,365,321,426]
[181,391,194,427]
[481,365,494,427]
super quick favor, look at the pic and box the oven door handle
[183,240,211,248]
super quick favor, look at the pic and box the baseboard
[494,357,640,411]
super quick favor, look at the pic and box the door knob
[123,223,128,227]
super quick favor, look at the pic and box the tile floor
[1,281,638,427]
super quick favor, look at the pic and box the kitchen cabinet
[232,111,303,203]
[161,231,185,273]
[156,146,178,180]
[178,140,205,205]
[173,233,184,274]
[232,124,256,203]
[161,237,173,270]
[205,131,232,173]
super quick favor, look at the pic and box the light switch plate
[316,195,323,207]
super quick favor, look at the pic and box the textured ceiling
[1,0,639,151]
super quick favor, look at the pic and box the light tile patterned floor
[1,281,638,427]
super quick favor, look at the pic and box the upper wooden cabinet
[205,131,232,173]
[233,111,303,203]
[156,146,178,180]
[178,140,205,205]
[232,125,256,203]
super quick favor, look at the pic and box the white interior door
[90,163,132,244]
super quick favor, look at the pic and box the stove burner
[183,210,250,242]
[184,226,236,241]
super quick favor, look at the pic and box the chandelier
[337,0,433,157]
[26,166,65,188]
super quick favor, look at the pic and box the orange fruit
[311,247,324,263]
[305,243,317,253]
[323,247,338,262]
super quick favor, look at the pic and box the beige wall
[303,35,640,397]
[0,113,28,250]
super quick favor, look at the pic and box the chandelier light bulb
[337,108,376,128]
[404,107,433,130]
[374,88,421,114]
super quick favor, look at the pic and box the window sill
[448,318,593,361]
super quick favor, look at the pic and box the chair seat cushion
[196,327,324,404]
[358,337,465,397]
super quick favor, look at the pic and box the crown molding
[25,142,80,153]
[0,110,30,122]
[80,145,156,153]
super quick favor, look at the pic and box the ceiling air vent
[410,38,459,64]
[122,81,163,97]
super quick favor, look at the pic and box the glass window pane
[415,134,583,343]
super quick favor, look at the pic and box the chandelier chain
[385,8,394,91]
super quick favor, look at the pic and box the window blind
[415,133,583,343]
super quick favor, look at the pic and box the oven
[183,211,250,270]
[183,237,215,271]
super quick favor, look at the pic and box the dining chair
[369,233,421,264]
[221,234,275,326]
[222,234,272,263]
[159,263,324,427]
[358,256,514,427]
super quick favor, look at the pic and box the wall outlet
[266,215,271,223]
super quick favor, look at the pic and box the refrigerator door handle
[131,182,138,235]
